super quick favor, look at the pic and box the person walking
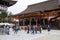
[13,25,20,34]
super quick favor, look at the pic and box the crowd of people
[4,24,51,35]
[26,25,50,34]
[5,24,20,35]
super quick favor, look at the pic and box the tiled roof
[15,0,60,16]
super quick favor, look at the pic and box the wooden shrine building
[11,0,60,29]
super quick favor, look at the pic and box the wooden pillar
[47,12,50,25]
[23,18,25,26]
[30,18,31,25]
[18,16,20,25]
[36,18,38,25]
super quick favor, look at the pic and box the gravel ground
[33,30,60,40]
[0,30,60,40]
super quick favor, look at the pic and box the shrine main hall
[11,0,60,29]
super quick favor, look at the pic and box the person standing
[38,24,42,33]
[35,25,38,34]
[47,25,50,33]
[27,25,30,34]
[9,27,14,35]
[31,25,34,34]
[5,26,10,35]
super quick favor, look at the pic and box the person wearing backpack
[14,25,20,34]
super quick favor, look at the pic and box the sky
[8,0,48,15]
